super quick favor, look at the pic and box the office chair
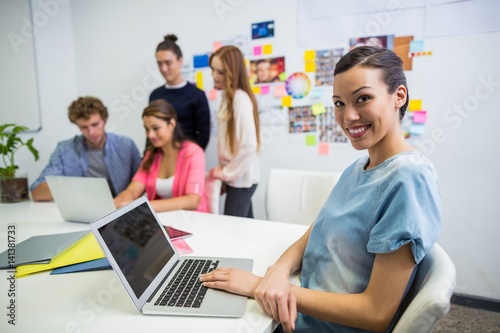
[392,243,456,333]
[265,168,341,225]
[205,173,222,214]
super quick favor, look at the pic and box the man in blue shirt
[30,96,142,201]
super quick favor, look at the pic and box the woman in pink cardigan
[114,99,208,213]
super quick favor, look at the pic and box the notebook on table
[90,196,253,317]
[45,176,116,223]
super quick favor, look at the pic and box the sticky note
[305,61,316,72]
[304,50,316,61]
[196,71,203,89]
[252,86,261,94]
[282,96,292,107]
[253,46,262,56]
[274,85,287,97]
[311,103,326,116]
[409,40,424,53]
[318,142,329,155]
[410,123,426,135]
[311,88,324,99]
[213,41,223,52]
[408,99,422,111]
[278,72,288,81]
[193,54,210,69]
[306,135,317,146]
[413,111,427,124]
[263,44,272,55]
[208,89,218,100]
[260,85,270,95]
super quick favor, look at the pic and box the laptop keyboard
[155,259,219,308]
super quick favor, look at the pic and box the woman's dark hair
[334,46,409,120]
[155,34,182,59]
[142,99,186,171]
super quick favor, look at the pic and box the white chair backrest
[205,174,222,214]
[392,243,456,333]
[265,168,341,225]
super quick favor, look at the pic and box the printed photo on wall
[288,106,317,134]
[249,57,285,84]
[317,106,348,143]
[315,48,346,86]
[349,34,395,50]
[251,20,275,39]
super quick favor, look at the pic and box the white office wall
[13,0,500,301]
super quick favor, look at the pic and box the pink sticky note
[213,41,223,52]
[253,46,262,56]
[413,111,427,124]
[318,142,329,155]
[260,85,270,95]
[274,85,287,97]
[208,89,218,100]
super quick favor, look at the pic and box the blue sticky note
[409,123,426,135]
[409,40,424,53]
[193,54,210,69]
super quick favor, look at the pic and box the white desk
[0,201,307,333]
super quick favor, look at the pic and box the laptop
[45,176,116,223]
[90,196,253,317]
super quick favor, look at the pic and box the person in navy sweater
[149,34,210,150]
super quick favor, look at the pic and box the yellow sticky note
[252,86,261,94]
[244,58,249,68]
[263,44,273,55]
[278,72,288,82]
[306,135,317,146]
[305,61,316,73]
[196,71,203,90]
[318,142,330,155]
[304,50,316,61]
[311,103,326,116]
[282,96,292,107]
[409,99,422,111]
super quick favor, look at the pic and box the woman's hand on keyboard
[199,268,261,298]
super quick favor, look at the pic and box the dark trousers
[223,184,258,218]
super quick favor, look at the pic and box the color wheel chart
[285,72,311,99]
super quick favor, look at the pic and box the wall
[14,0,500,301]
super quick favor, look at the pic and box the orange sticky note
[282,96,292,107]
[318,142,329,155]
[305,61,316,73]
[304,50,316,61]
[263,44,273,55]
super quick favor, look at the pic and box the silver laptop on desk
[90,196,253,317]
[45,176,116,223]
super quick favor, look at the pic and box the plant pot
[0,175,29,203]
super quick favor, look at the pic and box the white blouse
[155,176,175,198]
[217,89,260,188]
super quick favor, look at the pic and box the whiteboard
[0,0,41,131]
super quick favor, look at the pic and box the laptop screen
[96,201,175,298]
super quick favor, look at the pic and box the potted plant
[0,124,39,202]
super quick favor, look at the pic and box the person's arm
[150,194,201,212]
[31,182,53,201]
[289,244,415,333]
[114,181,145,208]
